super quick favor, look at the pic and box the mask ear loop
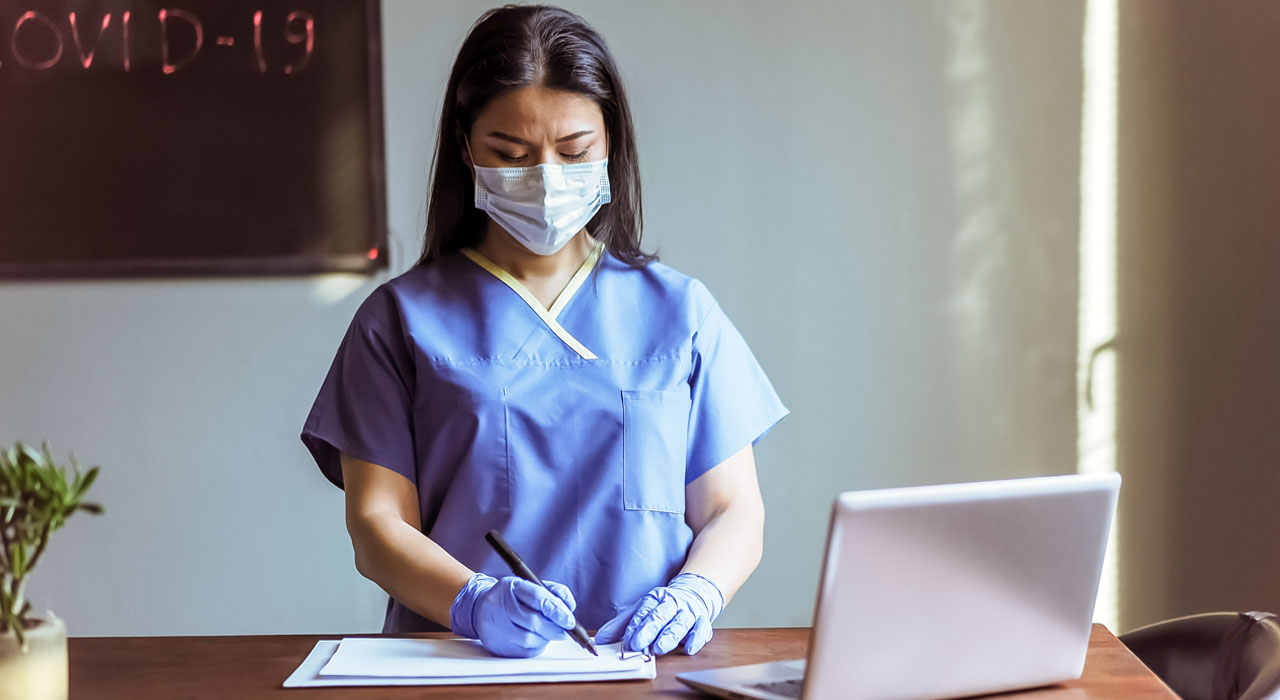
[462,132,476,176]
[463,133,488,210]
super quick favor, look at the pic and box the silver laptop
[676,472,1121,700]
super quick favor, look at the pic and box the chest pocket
[621,388,691,513]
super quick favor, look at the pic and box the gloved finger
[542,580,577,613]
[497,629,551,658]
[504,594,570,643]
[508,578,577,631]
[593,603,638,644]
[682,616,714,655]
[651,608,697,656]
[621,590,665,649]
[628,592,682,652]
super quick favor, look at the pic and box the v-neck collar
[460,240,604,360]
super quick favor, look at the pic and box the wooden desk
[69,624,1177,699]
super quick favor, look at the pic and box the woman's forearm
[348,513,475,628]
[678,499,765,606]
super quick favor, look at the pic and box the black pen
[484,529,599,657]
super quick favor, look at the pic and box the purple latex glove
[450,572,579,658]
[593,572,725,656]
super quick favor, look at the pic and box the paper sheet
[320,637,646,677]
[283,638,657,688]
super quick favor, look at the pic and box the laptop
[676,472,1121,700]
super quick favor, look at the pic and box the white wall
[0,0,1083,635]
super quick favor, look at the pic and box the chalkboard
[0,1,387,277]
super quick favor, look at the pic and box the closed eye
[498,150,592,164]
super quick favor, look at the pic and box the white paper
[283,638,656,688]
[320,637,644,677]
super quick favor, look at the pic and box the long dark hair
[417,4,653,268]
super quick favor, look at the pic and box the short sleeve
[685,283,790,483]
[300,287,417,490]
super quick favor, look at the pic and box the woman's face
[465,85,609,169]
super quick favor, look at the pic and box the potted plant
[0,441,102,700]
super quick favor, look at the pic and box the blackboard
[0,0,387,277]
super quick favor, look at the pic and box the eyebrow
[487,130,594,146]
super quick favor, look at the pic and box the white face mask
[466,136,611,255]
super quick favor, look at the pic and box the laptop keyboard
[746,678,805,698]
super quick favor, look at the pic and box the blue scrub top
[300,241,789,634]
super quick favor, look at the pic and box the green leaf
[76,466,100,498]
[33,467,58,496]
[19,442,42,466]
[10,542,25,578]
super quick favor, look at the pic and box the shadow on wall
[1116,0,1280,633]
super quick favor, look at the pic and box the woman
[300,3,787,659]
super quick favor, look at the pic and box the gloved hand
[449,572,579,658]
[593,572,725,656]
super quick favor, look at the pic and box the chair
[1120,611,1280,700]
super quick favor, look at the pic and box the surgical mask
[465,136,611,255]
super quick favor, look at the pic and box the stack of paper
[283,636,656,688]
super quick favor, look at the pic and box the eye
[496,149,590,163]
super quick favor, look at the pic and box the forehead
[473,86,603,135]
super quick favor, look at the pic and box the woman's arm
[678,444,766,605]
[340,453,474,628]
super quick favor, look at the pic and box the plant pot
[0,612,68,700]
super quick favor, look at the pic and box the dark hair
[417,3,653,268]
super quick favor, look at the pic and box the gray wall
[2,0,1084,636]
